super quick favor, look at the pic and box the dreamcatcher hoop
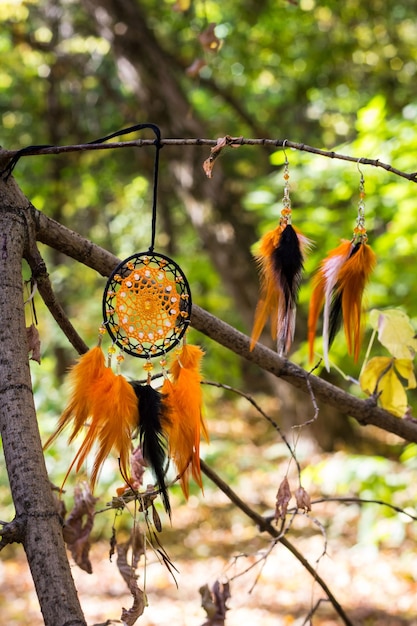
[103,251,192,358]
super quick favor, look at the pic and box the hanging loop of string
[86,123,162,252]
[0,123,162,252]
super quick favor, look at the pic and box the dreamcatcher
[44,124,208,515]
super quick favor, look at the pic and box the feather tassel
[44,346,139,490]
[308,239,376,369]
[43,345,107,450]
[162,343,208,499]
[130,381,171,516]
[250,221,309,356]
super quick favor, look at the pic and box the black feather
[130,381,171,516]
[271,224,304,355]
[271,224,304,304]
[328,242,361,348]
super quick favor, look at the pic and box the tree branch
[0,517,24,550]
[34,207,417,444]
[200,460,354,626]
[1,136,416,183]
[24,234,89,354]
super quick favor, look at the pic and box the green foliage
[302,451,417,547]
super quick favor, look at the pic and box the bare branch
[1,136,416,182]
[24,242,89,354]
[311,496,417,521]
[200,460,354,626]
[0,517,24,550]
[203,379,300,476]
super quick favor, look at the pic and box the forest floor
[1,400,417,625]
[1,482,417,626]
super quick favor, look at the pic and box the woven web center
[115,266,180,343]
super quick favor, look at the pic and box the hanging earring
[308,161,376,370]
[250,144,310,356]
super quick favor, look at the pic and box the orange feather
[336,242,376,361]
[308,241,351,363]
[44,346,138,490]
[250,223,284,350]
[43,345,106,450]
[308,239,376,368]
[163,344,208,498]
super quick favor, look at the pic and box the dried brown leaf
[117,527,146,626]
[64,483,97,574]
[200,580,230,625]
[199,23,221,53]
[172,0,191,11]
[115,445,146,497]
[152,503,162,532]
[275,476,291,521]
[203,136,242,178]
[26,324,41,363]
[186,58,207,77]
[295,486,312,513]
[130,445,146,488]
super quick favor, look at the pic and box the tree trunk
[0,171,86,626]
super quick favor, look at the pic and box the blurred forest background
[1,0,417,624]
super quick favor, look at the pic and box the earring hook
[357,158,365,185]
[282,139,289,165]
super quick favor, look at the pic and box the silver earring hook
[282,139,289,165]
[357,158,365,185]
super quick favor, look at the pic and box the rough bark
[0,171,86,626]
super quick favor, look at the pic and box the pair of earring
[250,155,376,370]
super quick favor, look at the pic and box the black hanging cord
[0,123,162,251]
[86,123,161,252]
[0,144,53,180]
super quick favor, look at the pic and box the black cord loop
[0,123,162,252]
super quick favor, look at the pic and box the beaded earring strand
[250,145,310,356]
[308,161,376,370]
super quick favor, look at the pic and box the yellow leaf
[394,359,417,389]
[360,356,392,395]
[378,367,409,417]
[360,356,409,417]
[369,308,417,359]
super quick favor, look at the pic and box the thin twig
[24,243,89,355]
[292,367,320,429]
[1,136,416,182]
[311,496,417,521]
[200,459,355,626]
[202,379,300,476]
[302,598,332,626]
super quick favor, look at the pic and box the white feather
[322,246,352,370]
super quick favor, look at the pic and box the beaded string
[353,161,368,243]
[281,145,292,226]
